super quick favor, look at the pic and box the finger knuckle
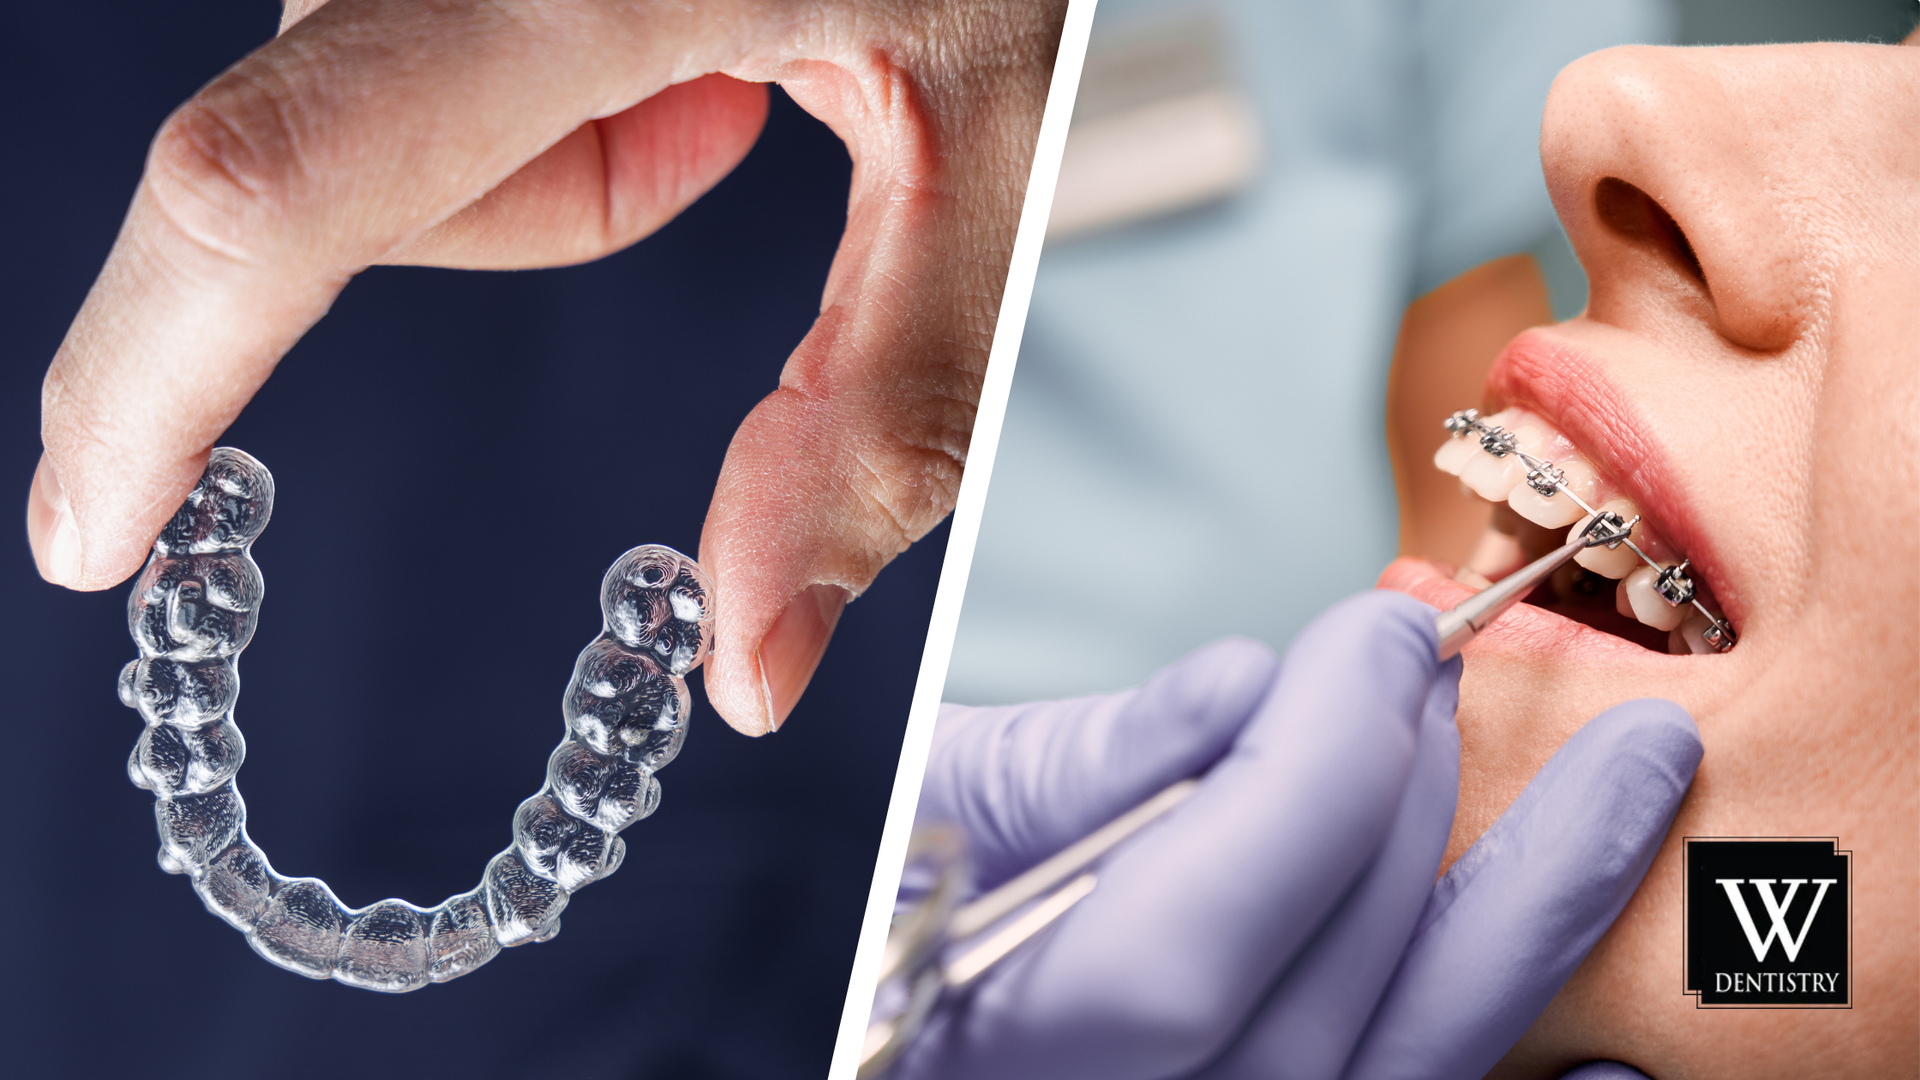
[853,378,976,537]
[853,438,964,551]
[147,68,306,261]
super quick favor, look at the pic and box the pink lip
[1377,324,1744,664]
[1481,327,1741,627]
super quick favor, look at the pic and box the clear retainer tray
[119,448,716,990]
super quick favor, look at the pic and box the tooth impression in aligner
[1571,499,1644,578]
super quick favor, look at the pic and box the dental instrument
[119,448,715,990]
[860,781,1200,1078]
[1434,511,1637,660]
[1440,410,1736,652]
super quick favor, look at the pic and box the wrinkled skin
[1387,41,1918,1078]
[28,0,1064,735]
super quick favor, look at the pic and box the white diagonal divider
[827,2,1103,1073]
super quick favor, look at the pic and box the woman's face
[1384,42,1918,1077]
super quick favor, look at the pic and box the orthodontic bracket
[1580,512,1638,549]
[1444,411,1737,652]
[1443,409,1481,437]
[1479,428,1519,457]
[1655,560,1697,607]
[1525,462,1565,497]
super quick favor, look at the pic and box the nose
[1540,46,1810,353]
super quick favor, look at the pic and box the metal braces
[1445,409,1736,652]
[1578,510,1640,550]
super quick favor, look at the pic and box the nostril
[1594,177,1705,285]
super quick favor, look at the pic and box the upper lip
[1484,326,1742,628]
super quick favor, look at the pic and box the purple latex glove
[892,591,1702,1080]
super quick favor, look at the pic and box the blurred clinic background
[1,5,944,1078]
[946,0,1920,703]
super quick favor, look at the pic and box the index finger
[32,0,745,588]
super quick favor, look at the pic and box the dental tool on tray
[1432,409,1736,656]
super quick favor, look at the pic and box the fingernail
[755,583,849,732]
[26,453,82,587]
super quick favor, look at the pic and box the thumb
[695,43,1054,736]
[922,638,1280,892]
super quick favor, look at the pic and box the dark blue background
[2,4,942,1077]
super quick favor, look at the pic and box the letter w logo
[1716,879,1837,963]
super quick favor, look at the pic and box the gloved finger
[1343,698,1702,1080]
[695,23,1063,735]
[1557,1065,1652,1079]
[30,0,760,591]
[921,637,1281,892]
[1196,656,1461,1080]
[910,592,1450,1080]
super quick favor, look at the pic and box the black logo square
[1684,837,1851,1008]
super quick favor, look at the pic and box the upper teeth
[1434,408,1736,653]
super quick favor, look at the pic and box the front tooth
[1622,566,1687,630]
[1462,443,1526,500]
[1434,436,1479,476]
[1507,457,1599,528]
[1463,417,1552,500]
[1571,498,1644,578]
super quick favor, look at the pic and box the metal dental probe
[1433,513,1636,661]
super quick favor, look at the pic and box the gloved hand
[892,590,1702,1080]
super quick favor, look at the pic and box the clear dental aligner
[119,448,717,991]
[1437,409,1736,653]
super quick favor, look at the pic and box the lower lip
[1378,557,1681,663]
